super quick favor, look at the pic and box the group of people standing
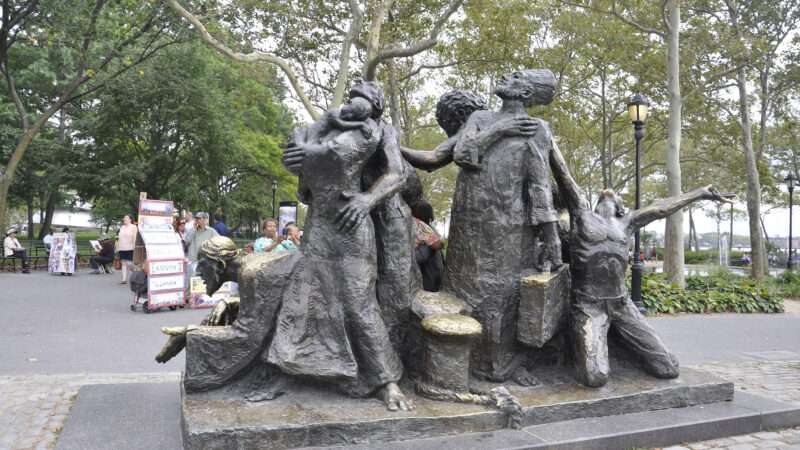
[174,212,302,277]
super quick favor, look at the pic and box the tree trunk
[688,207,698,252]
[26,193,34,240]
[600,68,609,189]
[387,59,402,130]
[760,215,770,251]
[716,203,722,260]
[735,67,767,279]
[38,192,57,239]
[757,65,770,161]
[729,203,734,252]
[0,176,12,234]
[663,0,685,286]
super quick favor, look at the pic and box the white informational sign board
[138,198,185,311]
[48,233,76,275]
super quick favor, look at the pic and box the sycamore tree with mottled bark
[161,0,464,120]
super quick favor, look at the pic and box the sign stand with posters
[133,198,186,313]
[48,232,77,275]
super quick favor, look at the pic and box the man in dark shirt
[89,236,115,274]
[212,214,230,237]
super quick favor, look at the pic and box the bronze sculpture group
[156,69,734,413]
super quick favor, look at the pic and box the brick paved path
[660,354,800,450]
[661,428,800,449]
[0,373,179,450]
[2,356,798,449]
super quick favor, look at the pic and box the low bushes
[640,270,784,314]
[766,270,800,299]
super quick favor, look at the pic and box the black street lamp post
[272,180,278,219]
[786,172,797,270]
[627,93,650,313]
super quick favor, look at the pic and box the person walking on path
[184,212,218,272]
[4,228,30,273]
[117,214,138,284]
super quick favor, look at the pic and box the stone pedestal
[181,366,733,450]
[517,264,570,348]
[420,314,482,393]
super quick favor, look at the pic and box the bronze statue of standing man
[444,69,563,383]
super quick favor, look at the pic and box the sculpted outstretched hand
[155,325,198,363]
[208,296,240,326]
[335,191,373,232]
[493,116,539,138]
[283,143,305,174]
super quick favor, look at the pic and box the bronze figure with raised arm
[549,139,735,387]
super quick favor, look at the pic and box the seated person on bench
[4,228,30,273]
[89,235,115,274]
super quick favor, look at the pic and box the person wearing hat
[184,211,218,272]
[4,228,30,273]
[89,234,115,274]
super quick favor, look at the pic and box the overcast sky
[641,201,792,238]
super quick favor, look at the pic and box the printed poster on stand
[188,276,238,309]
[138,198,185,311]
[48,232,76,275]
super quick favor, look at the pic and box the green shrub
[684,250,712,264]
[640,272,784,314]
[766,270,800,299]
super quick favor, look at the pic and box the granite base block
[181,366,733,449]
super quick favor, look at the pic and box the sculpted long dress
[183,118,403,397]
[267,119,403,396]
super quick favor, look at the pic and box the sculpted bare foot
[378,382,414,411]
[511,366,539,387]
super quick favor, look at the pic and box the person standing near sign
[117,214,138,284]
[184,212,218,271]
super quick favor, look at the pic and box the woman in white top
[117,214,138,284]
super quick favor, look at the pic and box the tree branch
[363,0,464,80]
[81,0,107,56]
[560,0,664,38]
[0,63,28,129]
[162,0,321,120]
[684,62,749,98]
[331,0,363,107]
